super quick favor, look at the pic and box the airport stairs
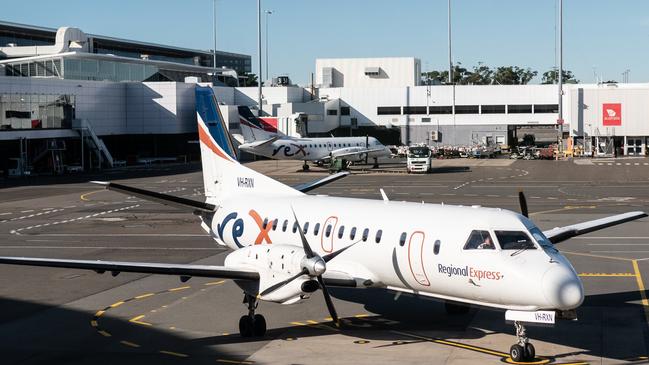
[72,119,114,168]
[32,139,67,174]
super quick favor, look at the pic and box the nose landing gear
[510,321,535,362]
[239,293,266,337]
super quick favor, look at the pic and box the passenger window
[272,219,278,231]
[262,218,268,229]
[303,222,310,235]
[314,223,320,236]
[375,229,382,243]
[350,227,357,240]
[292,221,298,233]
[463,230,495,250]
[434,240,441,255]
[399,232,407,246]
[325,224,332,238]
[495,231,536,250]
[362,228,369,242]
[282,220,288,232]
[338,225,345,239]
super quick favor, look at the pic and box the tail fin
[238,105,284,142]
[195,86,302,199]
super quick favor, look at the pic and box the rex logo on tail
[0,85,645,363]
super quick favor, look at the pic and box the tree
[541,69,579,84]
[493,66,538,85]
[241,72,258,87]
[464,63,493,85]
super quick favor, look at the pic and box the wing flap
[0,256,259,280]
[543,211,648,244]
[91,181,215,213]
[292,171,350,193]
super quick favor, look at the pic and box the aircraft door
[407,231,431,286]
[326,141,333,152]
[320,216,338,253]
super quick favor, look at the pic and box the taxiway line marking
[98,330,112,337]
[204,280,225,286]
[216,359,254,364]
[562,251,633,262]
[135,293,155,299]
[80,190,105,201]
[159,350,189,358]
[120,340,141,348]
[110,301,125,308]
[578,273,636,277]
[95,310,105,317]
[392,330,509,358]
[129,315,152,326]
[168,286,191,292]
[632,260,649,322]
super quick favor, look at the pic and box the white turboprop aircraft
[237,105,391,170]
[0,86,646,363]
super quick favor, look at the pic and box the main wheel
[253,314,267,337]
[239,315,253,337]
[524,343,535,361]
[510,344,524,362]
[302,164,310,171]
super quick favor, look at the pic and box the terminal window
[508,104,533,114]
[429,106,452,114]
[340,106,350,116]
[403,106,427,114]
[454,105,479,114]
[481,105,506,114]
[377,106,401,115]
[533,104,559,113]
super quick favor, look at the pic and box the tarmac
[0,157,648,365]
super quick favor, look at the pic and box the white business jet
[237,105,391,170]
[0,86,645,363]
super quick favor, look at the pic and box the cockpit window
[528,227,555,249]
[495,231,536,250]
[463,230,495,250]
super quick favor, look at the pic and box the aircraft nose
[542,265,584,310]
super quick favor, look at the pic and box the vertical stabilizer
[238,105,284,142]
[195,86,302,200]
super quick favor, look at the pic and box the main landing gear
[239,293,266,337]
[372,157,379,169]
[302,161,310,171]
[509,321,535,362]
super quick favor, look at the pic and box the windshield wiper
[510,244,534,257]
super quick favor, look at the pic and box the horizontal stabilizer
[544,211,648,244]
[292,171,350,193]
[91,181,215,213]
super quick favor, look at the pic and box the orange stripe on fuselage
[198,123,232,162]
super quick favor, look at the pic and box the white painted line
[575,236,649,240]
[20,210,34,213]
[592,251,649,253]
[588,243,649,246]
[0,246,218,250]
[0,212,12,216]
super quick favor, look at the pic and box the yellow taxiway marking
[98,330,112,337]
[306,320,319,324]
[120,340,141,348]
[392,330,509,357]
[159,350,189,358]
[135,293,154,299]
[579,273,636,277]
[632,260,649,322]
[290,321,306,326]
[129,315,152,326]
[94,310,105,317]
[109,301,125,308]
[168,286,191,292]
[204,280,225,286]
[529,205,596,217]
[216,359,254,364]
[90,320,98,327]
[80,190,105,202]
[562,251,633,262]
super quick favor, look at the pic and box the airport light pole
[558,0,563,154]
[213,0,218,80]
[257,0,263,115]
[265,10,273,81]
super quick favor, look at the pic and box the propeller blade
[322,240,359,262]
[518,191,529,218]
[316,275,340,326]
[291,207,315,258]
[259,268,308,296]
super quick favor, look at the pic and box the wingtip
[90,181,109,186]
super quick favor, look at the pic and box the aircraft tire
[253,314,267,336]
[524,343,535,361]
[510,344,524,362]
[239,315,254,337]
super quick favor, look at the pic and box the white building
[316,57,421,88]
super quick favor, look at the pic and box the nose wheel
[510,321,535,362]
[239,293,266,337]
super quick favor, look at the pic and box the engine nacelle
[225,245,314,303]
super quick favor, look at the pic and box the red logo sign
[602,103,621,126]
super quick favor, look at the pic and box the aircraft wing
[0,256,259,280]
[331,147,386,159]
[543,211,648,244]
[0,256,358,287]
[91,181,214,214]
[292,171,350,193]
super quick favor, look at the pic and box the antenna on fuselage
[379,188,389,202]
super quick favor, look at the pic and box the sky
[2,0,649,85]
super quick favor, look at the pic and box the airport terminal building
[1,21,648,176]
